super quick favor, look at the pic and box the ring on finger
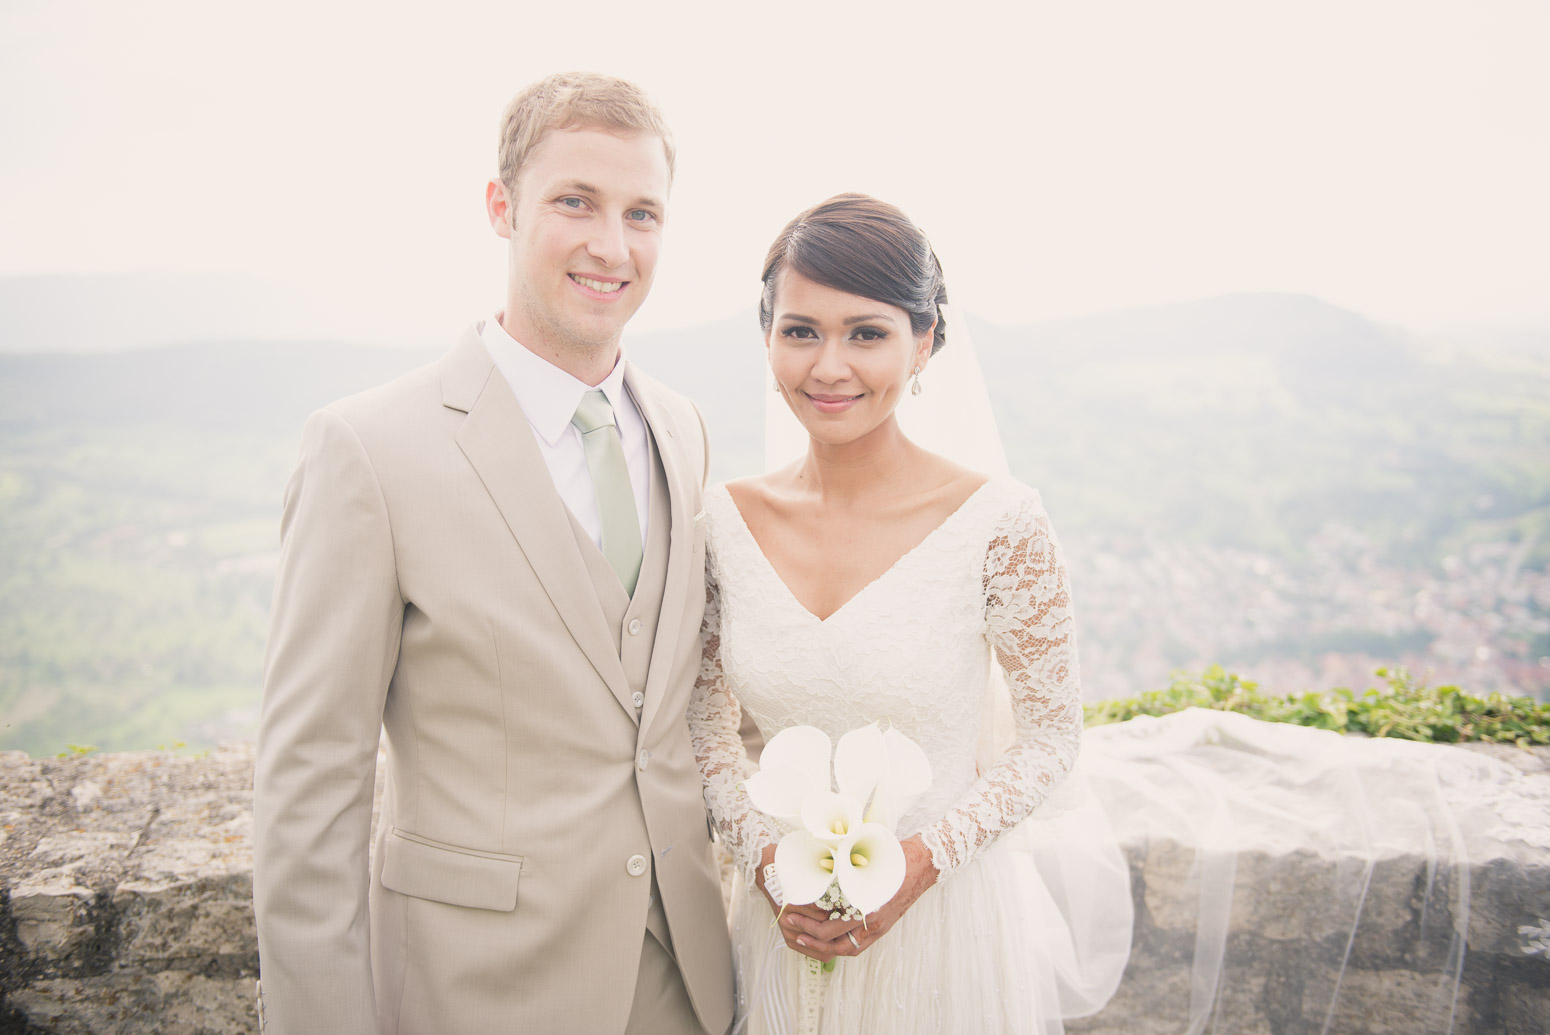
[846,932,860,950]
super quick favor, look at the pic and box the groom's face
[489,125,670,361]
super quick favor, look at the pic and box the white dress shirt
[480,316,650,550]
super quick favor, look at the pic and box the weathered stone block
[1228,847,1368,942]
[1068,956,1194,1034]
[1138,838,1200,934]
[1500,978,1550,1035]
[114,873,257,966]
[9,973,258,1035]
[1069,951,1277,1035]
[9,877,96,958]
[1348,852,1458,967]
[29,832,139,869]
[1302,967,1471,1035]
[1466,856,1550,957]
[0,751,50,813]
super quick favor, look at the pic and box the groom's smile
[569,272,629,298]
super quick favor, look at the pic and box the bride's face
[766,269,934,448]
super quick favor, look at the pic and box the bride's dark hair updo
[758,193,949,355]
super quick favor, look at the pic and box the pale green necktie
[571,389,643,595]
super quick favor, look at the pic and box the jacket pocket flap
[379,829,523,911]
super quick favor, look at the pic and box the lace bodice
[688,477,1085,885]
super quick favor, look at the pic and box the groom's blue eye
[559,197,585,209]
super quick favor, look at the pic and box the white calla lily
[833,821,908,915]
[744,763,818,825]
[773,830,842,906]
[745,725,832,823]
[761,725,834,782]
[834,724,886,808]
[800,791,864,845]
[865,727,934,828]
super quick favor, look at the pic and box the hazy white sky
[2,0,1546,344]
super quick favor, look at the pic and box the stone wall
[1,746,259,1034]
[1,742,1546,1034]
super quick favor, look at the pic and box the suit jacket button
[632,691,644,708]
[638,750,651,771]
[626,854,648,877]
[628,618,643,636]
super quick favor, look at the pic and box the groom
[253,73,734,1034]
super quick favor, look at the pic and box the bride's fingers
[788,903,832,921]
[780,911,863,944]
[775,908,825,939]
[790,929,862,960]
[809,915,866,943]
[781,904,843,935]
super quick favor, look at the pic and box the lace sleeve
[687,554,778,887]
[918,491,1084,878]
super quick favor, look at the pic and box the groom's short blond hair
[498,72,675,193]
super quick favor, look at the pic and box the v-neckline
[714,479,996,625]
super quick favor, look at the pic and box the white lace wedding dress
[689,477,1133,1035]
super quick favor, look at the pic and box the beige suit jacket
[253,327,735,1034]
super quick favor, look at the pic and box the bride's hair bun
[759,193,949,355]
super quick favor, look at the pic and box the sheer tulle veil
[757,307,1544,1033]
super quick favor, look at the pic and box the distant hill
[967,295,1550,564]
[0,274,368,353]
[2,291,1546,755]
[4,290,1544,554]
[0,313,768,480]
[975,291,1409,362]
[0,340,439,431]
[4,291,1545,555]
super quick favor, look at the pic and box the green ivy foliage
[1084,665,1550,748]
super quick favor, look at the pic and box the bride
[689,193,1131,1034]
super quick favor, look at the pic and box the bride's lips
[805,392,864,414]
[568,273,628,301]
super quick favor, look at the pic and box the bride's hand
[757,842,862,962]
[762,836,940,963]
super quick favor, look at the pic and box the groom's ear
[486,180,514,239]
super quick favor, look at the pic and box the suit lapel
[627,366,697,738]
[442,328,636,717]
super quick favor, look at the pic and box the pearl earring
[910,366,922,396]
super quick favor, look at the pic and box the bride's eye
[780,325,818,340]
[852,326,889,342]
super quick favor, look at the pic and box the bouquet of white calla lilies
[745,723,933,919]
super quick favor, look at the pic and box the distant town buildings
[1068,524,1550,703]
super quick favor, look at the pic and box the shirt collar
[480,314,631,446]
